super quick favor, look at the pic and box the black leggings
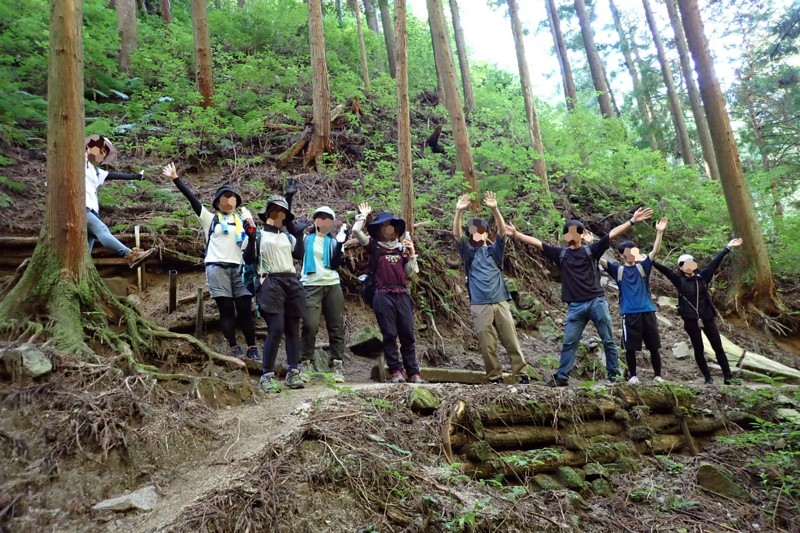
[683,317,732,379]
[626,349,662,378]
[261,312,301,373]
[214,296,256,347]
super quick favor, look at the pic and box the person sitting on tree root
[652,238,743,385]
[506,207,654,387]
[245,191,308,394]
[84,135,156,269]
[453,192,530,385]
[600,217,668,385]
[352,202,425,384]
[299,206,349,383]
[162,162,259,361]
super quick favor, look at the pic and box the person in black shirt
[507,207,653,386]
[652,238,742,385]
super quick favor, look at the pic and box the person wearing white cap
[652,237,743,385]
[299,206,349,382]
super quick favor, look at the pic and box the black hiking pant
[683,317,732,380]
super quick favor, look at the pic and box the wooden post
[135,225,143,291]
[194,287,204,338]
[168,270,177,314]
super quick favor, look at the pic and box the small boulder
[583,463,609,481]
[564,490,589,510]
[348,325,383,358]
[311,347,330,373]
[590,478,613,497]
[607,456,638,474]
[1,343,53,378]
[92,485,159,512]
[530,474,562,492]
[537,316,561,342]
[672,341,691,360]
[655,313,673,328]
[627,425,655,442]
[408,388,440,414]
[696,463,750,501]
[556,466,586,490]
[657,296,678,309]
[103,277,129,298]
[776,409,800,424]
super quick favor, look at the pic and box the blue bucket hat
[367,211,406,240]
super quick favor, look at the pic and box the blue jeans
[556,296,620,381]
[87,209,130,257]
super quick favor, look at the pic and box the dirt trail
[131,382,389,533]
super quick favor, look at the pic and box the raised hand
[655,217,668,232]
[505,223,517,237]
[632,207,654,223]
[358,202,372,218]
[727,237,743,248]
[162,162,178,180]
[456,194,471,212]
[484,191,498,209]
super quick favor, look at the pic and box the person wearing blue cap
[352,202,424,384]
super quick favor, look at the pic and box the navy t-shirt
[458,237,512,305]
[541,234,609,303]
[604,256,657,315]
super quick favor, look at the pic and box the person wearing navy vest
[453,192,529,384]
[299,206,348,382]
[352,202,424,384]
[600,217,668,384]
[507,207,654,387]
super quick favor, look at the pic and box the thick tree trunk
[573,0,615,117]
[161,0,172,24]
[665,0,718,179]
[426,0,479,208]
[349,0,371,94]
[117,0,137,73]
[609,0,659,151]
[448,0,475,114]
[629,28,663,148]
[363,0,380,34]
[506,0,548,191]
[676,0,776,308]
[642,0,693,165]
[378,0,396,78]
[546,0,577,111]
[429,17,448,109]
[191,0,214,108]
[307,0,333,165]
[395,0,414,232]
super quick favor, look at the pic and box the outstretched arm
[351,202,372,246]
[484,191,506,237]
[652,261,681,288]
[106,170,144,181]
[700,238,741,280]
[506,223,543,250]
[609,207,654,240]
[453,194,470,240]
[648,217,668,261]
[163,162,202,216]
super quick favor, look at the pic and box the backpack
[559,246,600,286]
[241,228,262,296]
[462,240,503,299]
[616,262,646,306]
[360,243,402,305]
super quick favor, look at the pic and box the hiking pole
[168,270,178,313]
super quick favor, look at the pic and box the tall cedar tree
[449,0,475,114]
[191,0,214,107]
[378,0,396,78]
[573,0,615,117]
[117,0,137,73]
[642,0,693,165]
[161,0,172,24]
[307,0,332,164]
[676,0,777,310]
[363,0,380,33]
[395,0,414,230]
[349,0,372,94]
[546,0,577,111]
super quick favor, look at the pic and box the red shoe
[390,370,406,383]
[409,374,426,384]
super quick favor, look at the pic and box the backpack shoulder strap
[559,247,567,265]
[204,214,220,258]
[617,266,624,284]
[635,263,646,279]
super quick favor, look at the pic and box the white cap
[313,206,336,220]
[678,254,694,266]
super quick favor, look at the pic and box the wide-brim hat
[212,185,242,210]
[84,134,117,164]
[313,206,336,220]
[258,194,295,223]
[367,211,405,240]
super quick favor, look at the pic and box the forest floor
[1,152,799,531]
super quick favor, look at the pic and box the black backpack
[241,229,262,296]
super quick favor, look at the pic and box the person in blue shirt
[600,217,668,385]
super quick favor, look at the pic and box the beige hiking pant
[470,301,527,380]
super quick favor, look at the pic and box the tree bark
[676,0,776,308]
[363,0,380,34]
[429,16,448,109]
[573,0,615,117]
[238,0,245,8]
[546,0,577,111]
[642,0,693,165]
[378,0,396,78]
[191,0,214,108]
[426,0,479,208]
[609,0,659,150]
[307,0,333,165]
[349,0,371,94]
[448,0,475,114]
[160,0,172,24]
[506,0,548,191]
[395,0,414,232]
[116,0,137,73]
[665,0,718,178]
[629,26,663,147]
[335,0,344,27]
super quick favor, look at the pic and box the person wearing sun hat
[83,134,156,269]
[298,206,349,382]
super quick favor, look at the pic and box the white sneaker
[298,360,312,382]
[653,376,665,383]
[332,359,345,383]
[628,376,641,385]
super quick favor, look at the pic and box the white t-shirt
[300,234,340,286]
[199,207,248,265]
[258,229,296,275]
[85,159,109,213]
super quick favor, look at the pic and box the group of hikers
[85,135,744,390]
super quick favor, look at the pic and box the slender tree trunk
[117,0,137,73]
[395,0,414,231]
[238,0,245,8]
[665,0,718,178]
[506,0,548,191]
[676,0,776,308]
[307,0,332,164]
[546,0,577,111]
[573,0,615,117]
[609,0,658,150]
[602,64,621,117]
[429,17,448,108]
[378,0,396,78]
[335,0,344,27]
[629,27,663,147]
[161,0,172,24]
[191,0,214,108]
[364,0,380,33]
[427,0,479,208]
[449,0,475,114]
[349,0,371,94]
[643,0,693,164]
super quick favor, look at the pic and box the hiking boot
[653,376,665,383]
[488,378,503,385]
[259,372,282,394]
[285,369,305,389]
[390,370,406,383]
[246,346,260,360]
[409,373,426,384]
[230,345,244,359]
[518,375,530,384]
[546,376,569,388]
[332,359,345,383]
[126,247,157,269]
[704,375,714,385]
[628,376,641,385]
[298,360,313,382]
